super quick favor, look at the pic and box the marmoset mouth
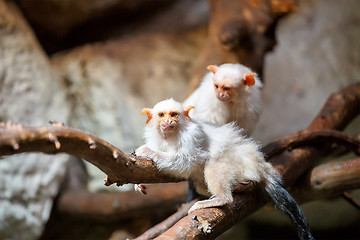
[161,124,175,131]
[217,95,230,102]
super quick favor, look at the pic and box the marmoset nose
[163,118,172,124]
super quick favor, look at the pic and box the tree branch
[0,121,181,186]
[0,82,359,240]
[341,192,360,211]
[135,199,199,240]
[56,182,188,222]
[138,158,360,239]
[262,129,360,159]
[270,82,360,185]
[292,158,360,203]
[51,157,359,239]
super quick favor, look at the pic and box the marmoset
[184,63,262,135]
[184,63,263,201]
[135,99,313,240]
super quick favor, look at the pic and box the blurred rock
[0,1,72,239]
[51,28,207,191]
[253,0,360,143]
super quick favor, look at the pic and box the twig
[135,199,198,240]
[341,192,360,211]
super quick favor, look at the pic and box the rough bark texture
[0,122,178,186]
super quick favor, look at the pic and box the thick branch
[262,129,360,159]
[50,157,358,239]
[145,158,360,240]
[0,121,181,186]
[57,182,188,221]
[156,190,266,240]
[293,158,360,203]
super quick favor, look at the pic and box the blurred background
[0,0,359,239]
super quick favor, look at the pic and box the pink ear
[207,65,218,74]
[141,108,152,124]
[243,73,257,87]
[184,106,195,119]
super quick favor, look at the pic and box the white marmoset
[135,99,313,240]
[184,63,263,201]
[184,63,262,135]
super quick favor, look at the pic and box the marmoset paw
[134,184,147,194]
[135,146,154,158]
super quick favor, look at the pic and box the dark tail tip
[265,179,315,240]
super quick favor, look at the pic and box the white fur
[184,63,263,135]
[137,99,209,179]
[135,99,280,212]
